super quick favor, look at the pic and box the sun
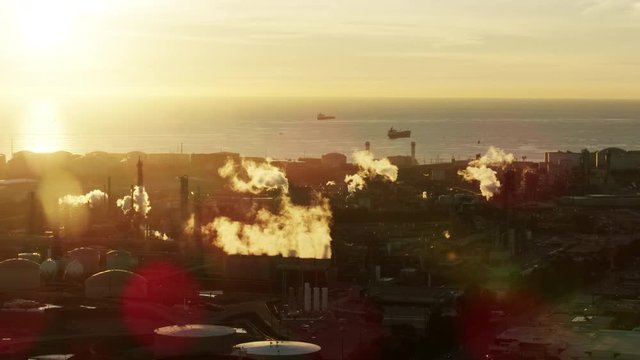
[14,0,81,54]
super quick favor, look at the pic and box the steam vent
[153,324,236,358]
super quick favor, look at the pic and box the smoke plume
[219,159,288,194]
[153,230,173,241]
[194,159,332,259]
[344,151,398,193]
[116,186,151,216]
[58,190,108,208]
[458,146,514,199]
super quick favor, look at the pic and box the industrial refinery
[0,142,640,360]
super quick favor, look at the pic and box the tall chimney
[411,142,416,162]
[365,141,370,152]
[137,156,144,187]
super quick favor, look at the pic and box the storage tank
[153,324,236,358]
[0,258,40,291]
[105,250,135,270]
[234,341,321,360]
[18,252,41,263]
[64,259,84,280]
[85,269,148,299]
[40,258,58,280]
[68,247,100,275]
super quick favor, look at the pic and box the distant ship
[317,113,335,120]
[388,127,411,139]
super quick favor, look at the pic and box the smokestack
[503,169,516,210]
[179,176,189,222]
[411,141,416,162]
[137,157,144,187]
[365,141,370,152]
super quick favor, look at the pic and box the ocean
[1,97,639,162]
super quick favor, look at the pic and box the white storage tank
[234,341,321,360]
[85,269,148,299]
[68,247,100,276]
[18,252,41,263]
[153,324,236,358]
[105,250,135,270]
[0,258,40,291]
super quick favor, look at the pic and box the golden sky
[1,0,640,99]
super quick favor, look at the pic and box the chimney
[411,142,416,162]
[365,141,370,152]
[137,156,144,187]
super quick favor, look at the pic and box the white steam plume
[219,159,288,194]
[116,186,151,216]
[344,151,398,193]
[192,159,332,259]
[326,181,336,186]
[58,190,108,208]
[345,174,366,193]
[153,230,173,241]
[458,146,514,199]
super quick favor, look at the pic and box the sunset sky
[2,0,640,99]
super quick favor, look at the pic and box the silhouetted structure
[137,157,144,187]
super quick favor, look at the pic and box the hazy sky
[1,0,640,99]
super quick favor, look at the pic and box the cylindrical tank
[64,259,84,280]
[28,355,73,360]
[85,269,148,299]
[18,252,41,263]
[234,341,321,360]
[312,287,320,312]
[40,258,58,280]
[303,283,311,312]
[68,247,100,275]
[153,324,236,358]
[105,250,135,270]
[0,258,40,291]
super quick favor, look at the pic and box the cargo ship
[388,127,411,139]
[317,113,335,120]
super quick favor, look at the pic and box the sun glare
[14,0,82,54]
[22,100,63,153]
